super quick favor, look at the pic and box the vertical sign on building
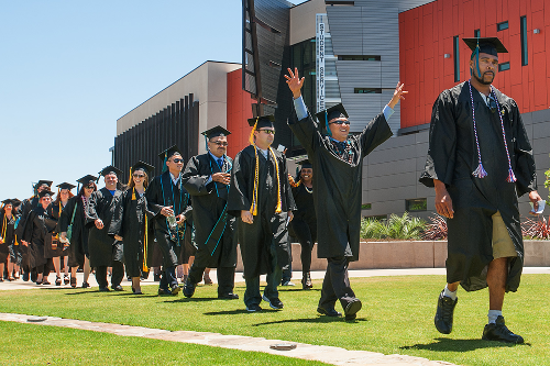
[316,14,325,113]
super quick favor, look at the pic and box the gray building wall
[326,0,434,134]
[362,108,550,220]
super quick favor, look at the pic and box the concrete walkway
[0,312,458,366]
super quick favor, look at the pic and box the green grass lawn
[0,321,328,366]
[1,274,549,366]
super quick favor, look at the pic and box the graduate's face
[40,196,52,209]
[166,154,184,173]
[4,204,12,213]
[254,128,275,147]
[470,53,498,85]
[208,136,228,158]
[132,169,146,186]
[59,189,70,201]
[104,173,118,189]
[328,117,350,141]
[300,167,313,183]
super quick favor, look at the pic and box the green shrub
[361,212,426,240]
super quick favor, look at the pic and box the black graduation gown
[44,201,67,259]
[419,82,537,292]
[22,206,54,269]
[288,183,317,244]
[288,112,392,261]
[228,145,296,278]
[58,196,90,268]
[109,189,154,278]
[86,188,124,268]
[15,197,38,271]
[0,212,17,263]
[145,171,193,268]
[182,153,237,269]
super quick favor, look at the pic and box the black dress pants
[95,262,124,289]
[188,265,236,296]
[318,256,356,310]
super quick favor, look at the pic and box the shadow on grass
[400,337,531,352]
[163,297,219,303]
[251,317,368,325]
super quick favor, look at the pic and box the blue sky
[0,0,304,199]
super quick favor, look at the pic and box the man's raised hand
[284,67,305,99]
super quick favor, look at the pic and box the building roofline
[117,60,241,121]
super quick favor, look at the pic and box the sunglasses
[133,174,145,178]
[211,141,229,146]
[85,186,95,190]
[258,129,276,135]
[329,120,351,125]
[172,158,184,163]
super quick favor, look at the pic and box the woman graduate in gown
[22,189,56,285]
[287,159,317,290]
[59,175,97,288]
[111,161,154,295]
[47,183,75,286]
[0,199,21,281]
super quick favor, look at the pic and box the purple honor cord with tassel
[467,80,516,182]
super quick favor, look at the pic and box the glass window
[406,198,427,212]
[497,21,509,31]
[453,36,460,82]
[498,62,510,72]
[521,16,528,66]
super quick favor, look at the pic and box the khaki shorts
[492,211,517,258]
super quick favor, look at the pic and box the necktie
[217,158,224,170]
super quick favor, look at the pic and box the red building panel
[226,69,255,159]
[399,0,550,129]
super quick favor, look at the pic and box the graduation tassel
[325,112,332,137]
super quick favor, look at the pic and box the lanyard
[208,155,232,198]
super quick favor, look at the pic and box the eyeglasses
[172,158,184,163]
[211,141,229,146]
[133,174,145,178]
[329,120,351,125]
[258,129,276,135]
[85,186,95,190]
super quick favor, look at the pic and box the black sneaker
[482,316,524,344]
[344,298,362,321]
[246,304,262,312]
[183,279,195,298]
[317,307,342,317]
[434,289,458,334]
[262,295,284,310]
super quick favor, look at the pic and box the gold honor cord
[1,214,6,242]
[249,145,283,216]
[143,214,149,273]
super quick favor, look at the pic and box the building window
[406,198,427,212]
[338,55,381,61]
[474,29,480,38]
[453,36,460,82]
[498,62,510,72]
[361,203,372,210]
[354,88,382,94]
[327,1,354,5]
[497,21,509,31]
[521,16,528,66]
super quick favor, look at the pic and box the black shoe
[183,279,195,298]
[302,273,313,290]
[218,293,239,300]
[99,287,110,292]
[171,285,180,296]
[154,274,160,282]
[81,282,90,288]
[434,290,458,334]
[246,304,262,312]
[158,288,171,295]
[262,295,284,310]
[344,298,362,321]
[482,316,524,344]
[317,307,342,317]
[112,285,123,291]
[22,272,29,282]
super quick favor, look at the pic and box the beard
[472,70,494,85]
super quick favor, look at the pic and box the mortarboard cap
[2,198,21,207]
[35,180,53,189]
[247,115,275,129]
[463,37,508,57]
[158,145,182,160]
[299,159,312,169]
[38,189,54,199]
[99,165,123,177]
[202,125,231,139]
[56,182,76,191]
[315,103,349,124]
[77,174,98,185]
[131,161,155,175]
